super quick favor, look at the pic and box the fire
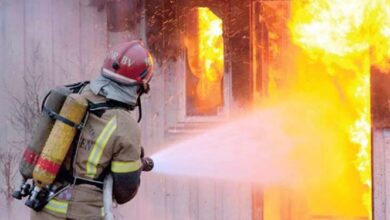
[289,0,390,218]
[185,7,224,113]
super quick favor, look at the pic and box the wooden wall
[0,0,107,96]
[373,129,390,220]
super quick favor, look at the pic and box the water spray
[149,109,300,184]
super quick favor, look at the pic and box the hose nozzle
[141,157,154,172]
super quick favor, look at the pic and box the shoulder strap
[40,81,89,111]
[65,81,90,94]
[136,96,142,123]
[88,100,134,118]
[42,107,84,130]
[40,81,90,127]
[40,90,52,112]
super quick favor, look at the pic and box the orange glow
[250,0,390,218]
[185,7,224,113]
[279,0,390,218]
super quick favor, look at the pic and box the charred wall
[371,67,390,128]
[145,0,253,108]
[229,0,252,107]
[145,0,181,64]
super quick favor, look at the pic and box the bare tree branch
[0,42,53,210]
[0,148,19,202]
[6,69,50,144]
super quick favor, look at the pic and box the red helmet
[102,41,153,85]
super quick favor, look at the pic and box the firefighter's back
[31,85,141,220]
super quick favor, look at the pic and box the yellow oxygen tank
[13,88,69,200]
[19,88,69,179]
[32,93,88,186]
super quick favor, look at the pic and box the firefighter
[30,41,154,220]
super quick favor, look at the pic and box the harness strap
[72,176,104,190]
[43,107,84,130]
[41,91,52,112]
[89,100,134,111]
[88,100,134,118]
[137,96,142,123]
[65,81,90,93]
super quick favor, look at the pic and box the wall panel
[51,0,81,84]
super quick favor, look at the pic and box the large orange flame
[289,0,390,218]
[185,7,224,113]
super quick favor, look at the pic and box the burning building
[1,0,390,219]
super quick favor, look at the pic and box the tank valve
[13,179,26,200]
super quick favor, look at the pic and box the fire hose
[103,157,154,220]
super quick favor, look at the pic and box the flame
[288,0,390,218]
[185,7,224,113]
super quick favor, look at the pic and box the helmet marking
[121,56,135,67]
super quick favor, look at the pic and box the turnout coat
[31,86,142,220]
